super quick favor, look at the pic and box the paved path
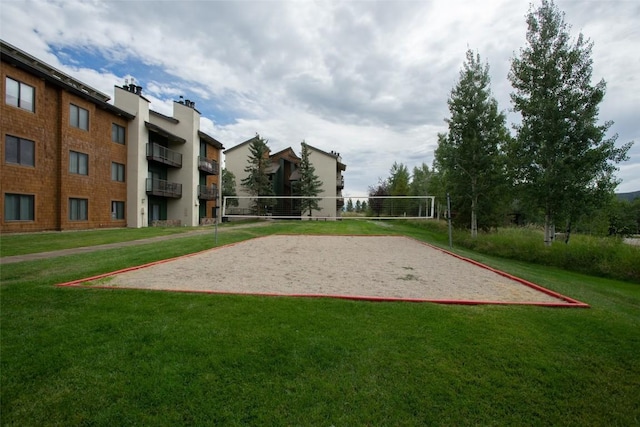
[1,222,270,265]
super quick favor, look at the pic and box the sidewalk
[1,222,270,265]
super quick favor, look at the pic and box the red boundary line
[57,234,590,308]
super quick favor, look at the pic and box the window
[69,198,88,221]
[111,162,125,182]
[112,124,125,144]
[69,151,88,175]
[4,194,35,221]
[5,135,35,166]
[69,104,89,130]
[5,77,34,112]
[111,201,125,219]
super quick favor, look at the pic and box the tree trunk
[471,195,478,238]
[565,220,571,244]
[544,212,553,246]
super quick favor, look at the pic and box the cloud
[1,0,638,195]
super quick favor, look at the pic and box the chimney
[135,85,142,95]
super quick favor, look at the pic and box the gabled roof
[1,40,134,120]
[198,130,224,149]
[303,142,347,171]
[270,147,300,163]
[223,136,260,154]
[150,110,179,124]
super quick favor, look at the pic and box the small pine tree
[240,134,274,215]
[297,142,324,216]
[221,168,238,207]
[346,198,354,212]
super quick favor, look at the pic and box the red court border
[57,234,590,308]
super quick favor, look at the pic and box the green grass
[2,221,640,425]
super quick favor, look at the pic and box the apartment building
[1,40,134,233]
[223,138,346,218]
[113,85,224,228]
[1,40,224,232]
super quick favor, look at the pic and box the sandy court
[91,235,575,305]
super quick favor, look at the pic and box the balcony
[147,143,182,168]
[198,156,219,175]
[198,184,218,200]
[146,178,182,198]
[337,197,345,208]
[337,175,345,189]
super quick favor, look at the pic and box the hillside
[617,191,640,201]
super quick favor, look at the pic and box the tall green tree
[240,134,274,215]
[297,142,324,216]
[434,49,510,237]
[508,0,632,245]
[388,162,410,215]
[221,168,238,207]
[410,163,432,217]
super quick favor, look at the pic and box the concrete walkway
[1,222,270,265]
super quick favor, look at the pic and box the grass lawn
[1,221,639,425]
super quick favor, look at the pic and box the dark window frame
[69,104,89,130]
[69,150,89,175]
[5,77,35,112]
[112,123,125,144]
[69,198,88,221]
[4,193,35,221]
[5,135,35,167]
[111,201,125,220]
[111,162,125,182]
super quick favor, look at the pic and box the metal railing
[198,184,218,200]
[146,143,182,168]
[146,178,182,198]
[198,156,219,175]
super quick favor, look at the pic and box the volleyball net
[222,196,436,220]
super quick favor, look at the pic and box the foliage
[508,0,633,245]
[297,142,324,216]
[240,134,275,215]
[221,168,238,207]
[367,180,389,216]
[434,49,510,237]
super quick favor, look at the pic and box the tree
[410,163,432,217]
[355,200,362,212]
[221,168,238,207]
[508,0,633,245]
[240,134,274,215]
[297,142,324,216]
[434,49,510,237]
[346,198,354,212]
[388,162,410,215]
[368,180,389,217]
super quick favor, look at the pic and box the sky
[1,0,638,197]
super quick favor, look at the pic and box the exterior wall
[307,147,338,218]
[1,63,129,232]
[203,142,222,221]
[113,85,150,228]
[223,141,253,214]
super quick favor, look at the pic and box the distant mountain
[617,191,640,201]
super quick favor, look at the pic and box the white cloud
[1,0,638,196]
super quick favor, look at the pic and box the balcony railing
[146,178,182,198]
[337,175,345,189]
[198,156,219,175]
[198,184,218,200]
[147,143,182,168]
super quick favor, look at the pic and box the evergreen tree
[297,142,324,216]
[355,200,362,212]
[509,0,632,245]
[346,198,354,212]
[221,168,238,207]
[388,162,410,215]
[240,134,274,215]
[435,49,510,237]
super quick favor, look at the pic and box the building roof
[198,131,225,150]
[303,142,347,171]
[150,110,179,124]
[1,40,134,120]
[223,136,260,154]
[144,122,187,144]
[270,147,300,163]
